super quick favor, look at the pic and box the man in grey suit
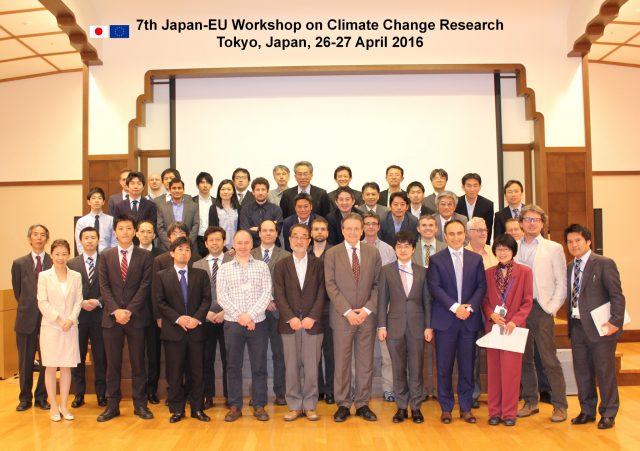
[107,168,130,214]
[378,231,431,424]
[433,191,468,243]
[565,224,625,430]
[423,168,449,213]
[324,213,382,422]
[357,181,389,218]
[250,219,291,405]
[157,178,199,251]
[12,224,51,411]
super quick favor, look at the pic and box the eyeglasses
[290,234,309,241]
[522,217,542,223]
[470,228,488,234]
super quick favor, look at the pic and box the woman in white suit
[37,239,82,422]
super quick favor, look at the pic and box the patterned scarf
[496,260,514,297]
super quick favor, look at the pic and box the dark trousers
[144,321,162,395]
[72,320,106,397]
[265,310,286,397]
[103,324,147,409]
[435,322,477,413]
[16,331,46,403]
[387,335,425,410]
[318,311,334,396]
[570,319,619,418]
[203,322,228,399]
[164,338,205,413]
[224,320,268,408]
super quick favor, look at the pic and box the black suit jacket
[379,189,405,207]
[98,246,153,328]
[379,213,419,247]
[328,188,363,210]
[237,191,255,208]
[152,266,211,341]
[280,185,331,219]
[67,255,103,324]
[112,197,158,225]
[12,253,52,334]
[108,192,127,215]
[327,208,362,245]
[455,194,494,244]
[493,205,521,240]
[281,213,323,252]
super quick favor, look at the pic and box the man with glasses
[279,161,331,218]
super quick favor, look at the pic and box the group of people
[11,161,625,430]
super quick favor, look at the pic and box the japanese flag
[89,25,109,39]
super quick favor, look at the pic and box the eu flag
[109,25,129,38]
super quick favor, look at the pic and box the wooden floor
[1,376,640,451]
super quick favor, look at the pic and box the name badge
[494,305,507,318]
[572,306,580,318]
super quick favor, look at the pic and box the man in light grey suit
[250,219,291,405]
[423,168,448,213]
[378,231,431,424]
[565,224,625,430]
[433,191,468,243]
[357,181,389,218]
[157,178,199,251]
[324,213,382,422]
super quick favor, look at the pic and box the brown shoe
[460,411,477,424]
[517,402,539,418]
[440,412,452,424]
[254,406,270,421]
[551,407,567,423]
[224,406,242,422]
[305,410,320,421]
[283,410,302,422]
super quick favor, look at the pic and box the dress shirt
[448,247,464,313]
[363,238,397,266]
[343,241,371,316]
[240,201,283,231]
[297,216,311,226]
[139,244,153,251]
[509,204,524,218]
[516,235,541,299]
[217,206,238,248]
[293,253,308,290]
[399,262,413,292]
[465,197,476,218]
[393,216,403,233]
[171,197,185,222]
[31,251,46,267]
[571,249,591,319]
[75,212,116,254]
[216,256,272,323]
[117,244,135,266]
[207,253,222,274]
[439,215,451,230]
[419,239,437,265]
[410,206,422,219]
[129,196,142,211]
[297,186,311,195]
[83,252,98,287]
[197,195,213,236]
[465,244,499,269]
[174,265,188,282]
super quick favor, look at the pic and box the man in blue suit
[427,219,486,424]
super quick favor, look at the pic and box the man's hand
[301,317,315,330]
[378,328,387,342]
[289,317,303,331]
[185,316,198,329]
[114,309,131,325]
[424,328,433,342]
[176,316,191,331]
[455,304,471,320]
[346,310,362,326]
[156,318,162,328]
[603,322,619,336]
[206,311,217,323]
[246,319,256,331]
[213,311,225,323]
[82,299,100,311]
[266,301,277,312]
[238,313,252,327]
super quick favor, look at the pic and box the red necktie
[352,247,360,283]
[35,255,42,280]
[120,250,128,282]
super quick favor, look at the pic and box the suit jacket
[207,203,240,230]
[327,208,362,245]
[427,248,486,332]
[151,251,199,319]
[328,188,363,210]
[251,246,291,308]
[12,253,52,334]
[567,253,625,342]
[410,204,436,218]
[493,205,521,240]
[423,193,438,213]
[434,213,468,243]
[108,192,127,215]
[156,197,199,250]
[152,266,211,341]
[482,262,533,333]
[273,254,326,334]
[324,242,382,329]
[237,190,255,207]
[37,268,83,327]
[412,239,447,267]
[379,189,405,207]
[193,254,234,313]
[281,213,323,252]
[455,194,495,244]
[357,203,389,219]
[280,185,331,219]
[98,246,153,328]
[67,255,103,324]
[379,213,418,247]
[378,262,431,339]
[112,197,158,226]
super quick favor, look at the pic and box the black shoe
[598,417,615,429]
[16,401,31,411]
[571,412,596,425]
[169,412,185,423]
[503,418,517,426]
[325,394,335,405]
[392,409,408,423]
[97,408,120,422]
[249,399,253,406]
[274,396,287,406]
[34,399,50,410]
[97,395,107,407]
[191,410,211,422]
[147,393,160,405]
[134,406,154,420]
[334,406,351,422]
[71,395,85,408]
[488,416,501,426]
[412,409,424,424]
[318,393,325,401]
[472,399,480,409]
[203,397,214,410]
[355,405,377,421]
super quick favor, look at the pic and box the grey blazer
[156,198,200,250]
[12,253,52,334]
[434,213,468,243]
[193,254,233,312]
[250,246,291,317]
[412,239,447,267]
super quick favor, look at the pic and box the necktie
[132,200,139,216]
[400,265,410,297]
[352,247,360,283]
[179,269,188,313]
[424,243,431,268]
[263,249,270,264]
[453,251,463,303]
[120,250,128,282]
[35,255,42,280]
[513,208,520,218]
[94,214,100,237]
[571,259,582,310]
[210,258,218,294]
[87,256,95,284]
[238,193,244,204]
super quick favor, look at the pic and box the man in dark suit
[565,224,625,430]
[324,213,382,422]
[328,165,363,210]
[156,178,199,251]
[232,167,255,207]
[12,224,51,411]
[493,179,525,240]
[67,226,107,408]
[378,231,431,423]
[274,223,326,421]
[357,181,389,218]
[97,214,154,422]
[379,192,418,247]
[107,168,131,214]
[427,219,486,424]
[454,173,494,244]
[281,193,323,252]
[250,220,291,405]
[111,172,158,245]
[327,187,362,245]
[379,165,405,207]
[153,237,212,423]
[406,181,436,219]
[192,172,214,257]
[280,161,331,218]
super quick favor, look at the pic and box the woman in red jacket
[482,234,533,426]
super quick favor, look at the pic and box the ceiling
[588,0,640,67]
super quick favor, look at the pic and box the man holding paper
[565,224,625,430]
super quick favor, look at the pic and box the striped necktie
[571,259,582,309]
[210,258,218,293]
[120,250,128,282]
[263,249,270,264]
[87,256,95,284]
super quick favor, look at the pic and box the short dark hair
[196,172,213,185]
[492,233,518,256]
[386,165,404,176]
[395,231,416,248]
[214,179,240,210]
[290,223,310,237]
[87,187,105,200]
[168,177,184,189]
[462,173,482,185]
[389,191,409,205]
[79,226,100,240]
[113,214,136,230]
[406,181,425,193]
[444,219,465,234]
[126,171,146,186]
[50,239,71,254]
[504,179,524,194]
[430,168,448,181]
[310,217,329,228]
[232,167,250,181]
[564,223,592,243]
[168,221,189,237]
[334,186,354,200]
[161,168,180,180]
[334,165,353,179]
[169,236,191,252]
[361,181,381,193]
[362,211,381,225]
[136,219,155,232]
[251,177,270,191]
[294,192,313,207]
[204,226,226,242]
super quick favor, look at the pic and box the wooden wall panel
[86,157,128,214]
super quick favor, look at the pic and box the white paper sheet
[590,302,631,336]
[476,324,529,353]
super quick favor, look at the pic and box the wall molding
[593,171,640,176]
[0,180,81,187]
[568,0,629,57]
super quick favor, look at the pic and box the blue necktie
[263,249,270,264]
[179,269,188,313]
[453,251,463,303]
